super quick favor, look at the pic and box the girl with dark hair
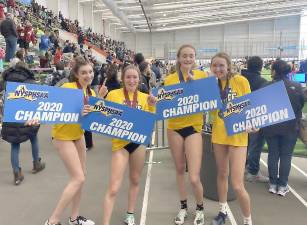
[100,65,156,225]
[262,59,304,196]
[100,63,121,92]
[44,56,96,225]
[164,44,207,225]
[210,53,252,225]
[138,61,150,94]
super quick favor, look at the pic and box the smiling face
[75,64,94,87]
[210,56,229,80]
[178,47,196,72]
[123,68,140,92]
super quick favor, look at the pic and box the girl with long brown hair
[44,57,96,225]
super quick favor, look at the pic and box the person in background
[1,61,45,185]
[138,61,151,94]
[54,46,63,65]
[151,60,162,81]
[39,30,50,54]
[291,60,296,72]
[100,64,120,92]
[299,58,307,73]
[0,13,17,62]
[63,40,73,53]
[7,0,16,13]
[133,53,144,66]
[262,59,304,196]
[35,26,45,39]
[0,3,5,22]
[50,62,69,86]
[91,60,102,94]
[19,21,36,56]
[40,49,52,68]
[0,46,4,71]
[241,56,269,183]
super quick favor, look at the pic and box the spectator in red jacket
[7,0,15,13]
[19,22,36,55]
[0,4,5,22]
[53,46,62,65]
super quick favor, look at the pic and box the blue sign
[221,81,295,135]
[152,76,222,120]
[81,97,156,145]
[3,82,83,124]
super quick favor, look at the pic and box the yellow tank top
[106,88,155,151]
[163,70,208,132]
[211,75,251,146]
[52,82,96,140]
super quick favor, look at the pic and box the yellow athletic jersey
[52,82,96,141]
[106,88,155,151]
[212,74,251,146]
[163,70,208,132]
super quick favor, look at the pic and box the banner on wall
[19,0,32,5]
[3,82,83,124]
[81,97,156,145]
[221,81,295,135]
[152,76,222,120]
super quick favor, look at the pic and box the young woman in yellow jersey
[101,65,156,225]
[210,53,252,225]
[44,57,96,225]
[164,45,207,225]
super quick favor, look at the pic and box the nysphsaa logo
[8,85,49,101]
[91,100,123,116]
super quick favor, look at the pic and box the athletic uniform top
[212,74,251,146]
[52,82,96,140]
[106,88,155,151]
[164,70,208,132]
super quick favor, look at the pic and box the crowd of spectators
[30,0,134,63]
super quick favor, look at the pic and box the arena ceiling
[83,0,307,32]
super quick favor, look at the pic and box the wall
[59,0,69,19]
[300,10,307,59]
[120,16,301,59]
[35,0,47,7]
[78,2,84,28]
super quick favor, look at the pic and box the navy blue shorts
[124,142,140,154]
[174,126,198,139]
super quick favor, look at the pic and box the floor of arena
[0,125,307,225]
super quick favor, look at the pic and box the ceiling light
[163,13,167,16]
[162,24,166,27]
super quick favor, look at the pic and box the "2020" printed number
[177,95,199,106]
[245,105,267,119]
[109,118,133,130]
[37,102,63,112]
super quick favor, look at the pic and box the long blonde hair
[175,44,196,74]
